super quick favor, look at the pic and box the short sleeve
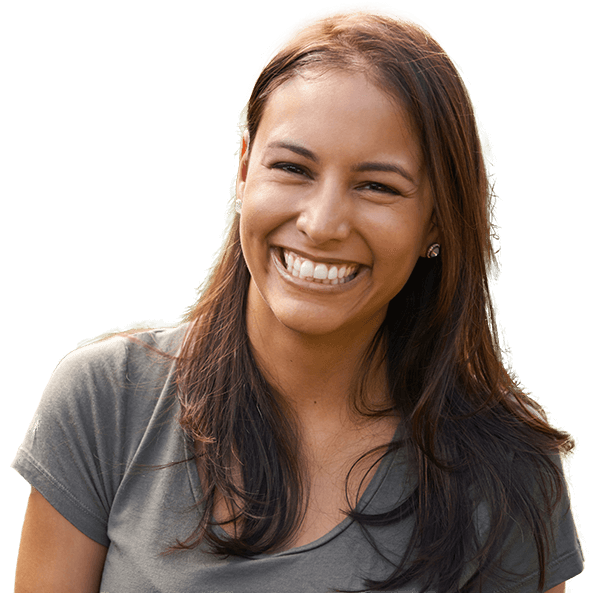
[12,337,134,546]
[467,454,584,592]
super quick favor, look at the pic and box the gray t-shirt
[12,325,583,592]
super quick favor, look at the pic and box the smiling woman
[239,71,437,341]
[12,12,583,593]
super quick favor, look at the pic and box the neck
[246,304,387,424]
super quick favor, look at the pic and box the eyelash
[271,162,310,177]
[358,182,400,196]
[271,162,401,197]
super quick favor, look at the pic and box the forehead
[252,71,423,168]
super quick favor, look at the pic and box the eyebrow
[267,140,417,185]
[268,141,319,163]
[352,161,417,185]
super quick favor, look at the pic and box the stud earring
[235,198,242,214]
[427,243,440,258]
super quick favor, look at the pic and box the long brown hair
[173,13,573,592]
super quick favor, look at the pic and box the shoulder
[12,325,190,545]
[49,323,188,391]
[129,323,189,354]
[31,323,189,440]
[36,333,132,424]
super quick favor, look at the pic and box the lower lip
[271,248,367,293]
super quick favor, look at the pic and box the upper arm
[15,488,108,593]
[546,584,565,593]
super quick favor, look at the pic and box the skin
[15,488,107,592]
[548,585,566,593]
[15,69,568,591]
[237,71,438,414]
[235,69,573,584]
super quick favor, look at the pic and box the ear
[235,130,250,202]
[423,213,440,258]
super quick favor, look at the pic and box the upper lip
[275,246,365,267]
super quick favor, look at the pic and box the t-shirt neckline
[184,420,407,557]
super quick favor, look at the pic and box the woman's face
[237,70,438,339]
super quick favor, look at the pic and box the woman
[13,12,583,593]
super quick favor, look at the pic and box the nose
[295,180,351,245]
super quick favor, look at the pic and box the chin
[271,301,380,340]
[278,314,341,338]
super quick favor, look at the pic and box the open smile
[281,248,359,284]
[272,247,364,289]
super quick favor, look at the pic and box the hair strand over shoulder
[171,13,574,593]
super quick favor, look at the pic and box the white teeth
[281,249,359,285]
[313,264,328,280]
[300,260,314,278]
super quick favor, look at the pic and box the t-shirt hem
[12,447,110,548]
[494,548,584,592]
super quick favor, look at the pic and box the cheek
[241,180,300,247]
[239,194,284,272]
[366,212,430,283]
